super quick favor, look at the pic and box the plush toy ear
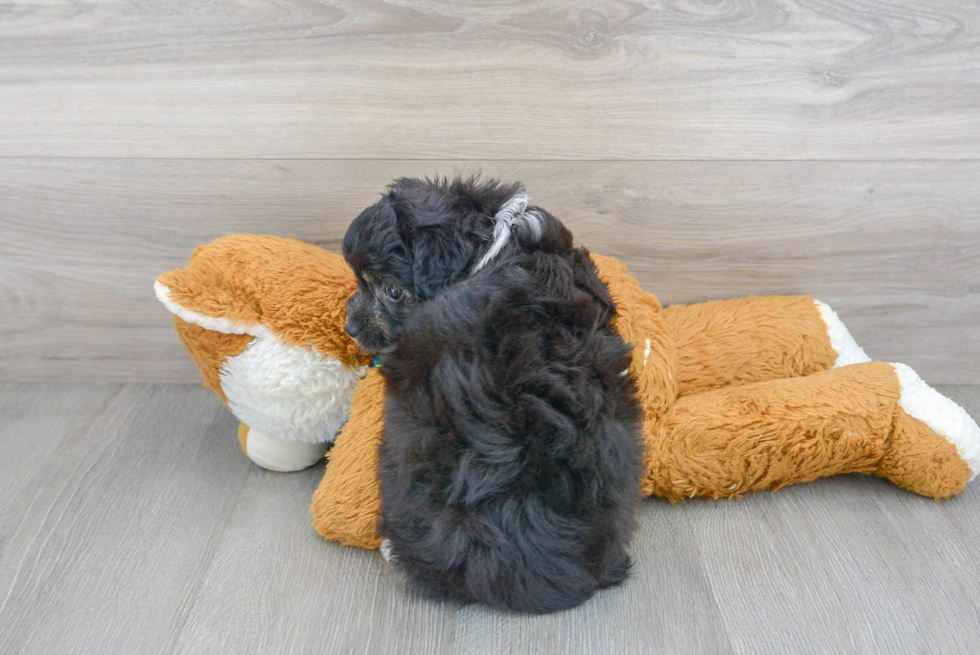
[410,221,475,300]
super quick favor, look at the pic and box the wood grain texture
[0,384,252,655]
[177,490,732,655]
[0,0,978,159]
[2,158,977,383]
[447,505,733,655]
[0,382,121,517]
[687,476,980,653]
[171,464,461,655]
[3,383,980,653]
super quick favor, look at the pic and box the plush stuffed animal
[157,234,980,550]
[155,235,370,472]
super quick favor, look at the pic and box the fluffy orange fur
[158,234,369,370]
[308,251,971,548]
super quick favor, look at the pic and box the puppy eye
[383,285,404,301]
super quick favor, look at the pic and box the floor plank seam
[0,384,127,620]
[674,506,739,655]
[4,156,980,163]
[164,465,256,655]
[867,488,980,627]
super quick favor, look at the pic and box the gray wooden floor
[2,382,980,655]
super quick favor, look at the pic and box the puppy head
[342,176,563,354]
[340,200,417,354]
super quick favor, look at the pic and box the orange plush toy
[157,234,980,550]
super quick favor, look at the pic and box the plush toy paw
[237,423,329,472]
[876,363,980,498]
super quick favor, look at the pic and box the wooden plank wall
[1,1,978,383]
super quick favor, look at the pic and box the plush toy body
[157,235,980,550]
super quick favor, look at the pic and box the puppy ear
[408,222,476,300]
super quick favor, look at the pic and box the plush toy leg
[643,362,978,500]
[237,423,329,472]
[880,364,980,498]
[663,296,869,396]
[310,369,386,549]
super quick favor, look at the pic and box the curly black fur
[342,176,644,614]
[342,176,568,354]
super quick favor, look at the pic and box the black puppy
[342,176,643,613]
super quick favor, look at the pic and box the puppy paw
[380,539,397,563]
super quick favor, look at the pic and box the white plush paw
[243,428,328,472]
[814,300,871,368]
[380,539,397,563]
[892,363,980,479]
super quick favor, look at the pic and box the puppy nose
[345,321,361,338]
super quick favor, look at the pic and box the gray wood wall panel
[1,1,978,159]
[2,159,977,383]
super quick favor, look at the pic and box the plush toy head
[155,234,371,471]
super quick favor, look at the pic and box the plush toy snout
[236,423,331,472]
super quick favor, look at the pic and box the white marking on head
[472,192,543,273]
[524,209,543,240]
